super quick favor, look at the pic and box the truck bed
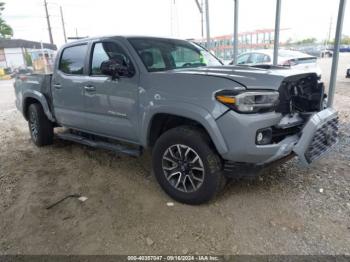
[17,73,53,111]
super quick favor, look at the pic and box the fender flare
[140,101,228,155]
[22,90,55,122]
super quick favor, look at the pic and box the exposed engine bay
[276,73,325,116]
[271,73,326,143]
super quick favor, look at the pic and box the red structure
[196,28,289,60]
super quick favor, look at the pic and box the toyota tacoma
[14,36,339,204]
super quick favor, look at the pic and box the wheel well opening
[24,97,39,120]
[148,114,213,148]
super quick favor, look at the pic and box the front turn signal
[216,95,236,105]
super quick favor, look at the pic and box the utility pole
[43,0,54,44]
[200,0,204,39]
[326,16,333,47]
[327,0,347,107]
[233,0,239,64]
[60,6,67,43]
[273,0,281,65]
[194,0,204,39]
[205,0,210,49]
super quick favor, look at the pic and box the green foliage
[24,49,32,66]
[295,38,317,45]
[0,2,13,38]
[0,2,4,13]
[341,37,350,45]
[327,36,350,45]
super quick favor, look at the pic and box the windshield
[128,37,222,72]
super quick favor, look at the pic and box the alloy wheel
[162,144,205,193]
[29,111,39,141]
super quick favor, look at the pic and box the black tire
[27,103,53,146]
[152,126,225,205]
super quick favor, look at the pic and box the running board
[56,131,143,157]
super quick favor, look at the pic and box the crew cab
[14,36,339,204]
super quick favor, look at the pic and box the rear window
[59,44,87,75]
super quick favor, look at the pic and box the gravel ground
[0,54,349,255]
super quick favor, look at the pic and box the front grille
[304,117,339,163]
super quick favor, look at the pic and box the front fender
[140,101,228,155]
[22,90,54,122]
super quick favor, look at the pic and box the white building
[0,38,57,71]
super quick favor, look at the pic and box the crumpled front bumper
[217,108,339,166]
[293,108,338,165]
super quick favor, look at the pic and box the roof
[0,38,57,50]
[61,35,188,48]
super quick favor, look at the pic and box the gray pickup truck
[14,36,339,204]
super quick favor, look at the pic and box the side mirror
[100,57,131,80]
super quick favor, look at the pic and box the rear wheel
[28,103,53,146]
[152,126,225,205]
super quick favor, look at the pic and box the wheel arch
[143,105,228,155]
[22,91,54,122]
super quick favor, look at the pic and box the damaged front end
[222,73,339,178]
[274,73,339,165]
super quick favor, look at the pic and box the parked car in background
[329,45,350,53]
[230,49,322,78]
[297,46,333,58]
[339,45,350,52]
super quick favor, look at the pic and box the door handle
[53,83,62,89]
[84,85,96,92]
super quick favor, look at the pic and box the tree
[296,38,317,45]
[24,49,32,67]
[340,36,350,45]
[0,2,13,38]
[327,35,350,45]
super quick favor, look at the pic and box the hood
[170,65,315,90]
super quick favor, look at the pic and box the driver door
[83,40,140,143]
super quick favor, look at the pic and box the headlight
[216,90,279,113]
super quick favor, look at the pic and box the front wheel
[152,126,225,205]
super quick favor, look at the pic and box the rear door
[83,40,140,143]
[52,43,90,129]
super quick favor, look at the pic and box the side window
[263,55,271,63]
[237,53,250,64]
[90,42,134,76]
[171,46,202,67]
[138,48,166,72]
[59,44,87,75]
[249,53,266,64]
